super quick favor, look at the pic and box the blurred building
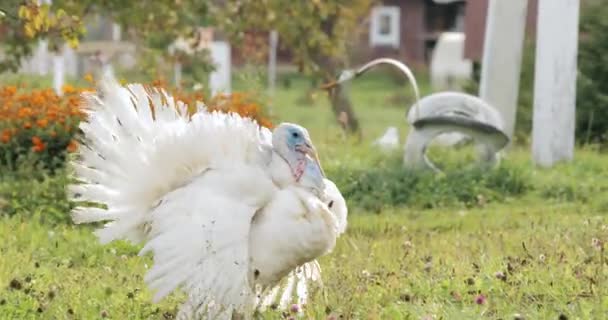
[354,0,467,68]
[232,0,468,69]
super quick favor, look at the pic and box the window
[369,6,400,48]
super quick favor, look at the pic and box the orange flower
[3,86,17,96]
[84,73,94,83]
[0,130,10,143]
[18,107,32,118]
[31,136,43,146]
[31,94,45,106]
[62,84,77,94]
[36,118,48,128]
[0,82,270,166]
[32,143,45,152]
[66,139,78,153]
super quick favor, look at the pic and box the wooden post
[532,0,579,167]
[479,0,529,140]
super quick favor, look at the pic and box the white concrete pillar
[174,61,182,88]
[532,0,579,167]
[35,40,50,75]
[479,0,529,140]
[112,23,121,42]
[209,41,231,96]
[52,53,65,95]
[268,30,278,96]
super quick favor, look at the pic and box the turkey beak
[301,141,325,177]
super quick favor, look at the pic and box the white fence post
[174,61,182,88]
[479,0,529,141]
[268,30,278,96]
[52,52,65,95]
[112,23,121,42]
[532,0,580,167]
[209,41,231,96]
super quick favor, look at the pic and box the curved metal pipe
[320,58,422,120]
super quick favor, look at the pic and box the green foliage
[211,0,372,76]
[0,84,85,171]
[0,0,85,73]
[576,2,608,145]
[1,191,608,318]
[93,0,214,86]
[1,0,214,85]
[0,167,72,225]
[328,155,531,212]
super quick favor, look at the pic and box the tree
[0,0,85,73]
[1,0,214,86]
[211,0,373,134]
[54,0,214,85]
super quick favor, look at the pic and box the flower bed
[0,81,272,169]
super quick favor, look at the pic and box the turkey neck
[271,149,307,185]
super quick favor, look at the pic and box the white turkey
[68,77,348,319]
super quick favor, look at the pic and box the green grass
[1,200,607,319]
[1,71,608,319]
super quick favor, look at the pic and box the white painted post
[532,0,579,167]
[63,44,77,77]
[35,40,50,75]
[479,0,529,140]
[268,30,278,96]
[209,41,231,96]
[111,23,121,42]
[174,61,182,88]
[52,53,65,95]
[36,0,52,76]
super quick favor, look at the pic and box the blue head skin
[272,123,326,191]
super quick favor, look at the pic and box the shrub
[0,80,272,170]
[327,156,532,212]
[0,84,86,169]
[576,2,608,145]
[0,168,73,225]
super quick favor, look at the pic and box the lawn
[1,71,607,319]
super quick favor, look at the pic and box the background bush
[328,154,531,212]
[576,2,608,145]
[0,84,85,169]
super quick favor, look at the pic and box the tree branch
[0,8,19,21]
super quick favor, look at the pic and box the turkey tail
[68,76,270,244]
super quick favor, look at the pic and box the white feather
[69,77,348,319]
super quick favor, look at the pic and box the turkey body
[69,78,347,319]
[147,160,337,295]
[248,186,338,288]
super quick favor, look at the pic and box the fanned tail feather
[69,77,271,244]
